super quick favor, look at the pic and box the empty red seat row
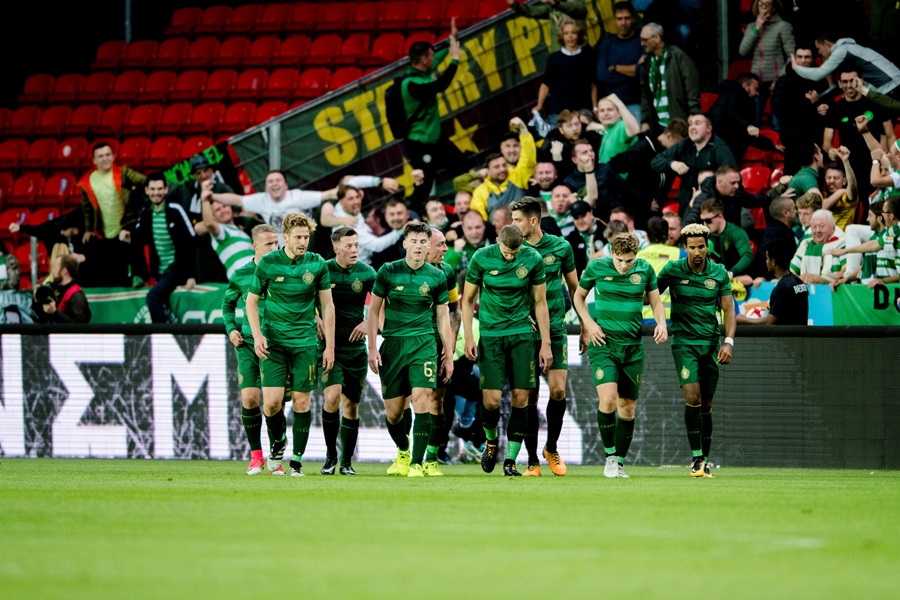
[0,173,81,211]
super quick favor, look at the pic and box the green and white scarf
[649,48,670,126]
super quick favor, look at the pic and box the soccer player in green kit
[658,223,736,478]
[462,224,552,476]
[367,222,455,478]
[424,228,461,471]
[509,197,585,477]
[247,212,335,477]
[573,235,668,478]
[319,227,376,476]
[222,224,280,475]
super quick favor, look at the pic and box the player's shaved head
[498,224,524,249]
[251,224,278,241]
[330,226,358,244]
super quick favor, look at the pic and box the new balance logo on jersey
[604,277,613,281]
[395,286,404,291]
[680,279,690,285]
[276,277,285,282]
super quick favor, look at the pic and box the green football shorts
[260,343,319,393]
[534,325,568,372]
[587,343,644,400]
[478,332,536,391]
[379,336,438,399]
[672,344,720,396]
[235,342,261,390]
[319,343,368,403]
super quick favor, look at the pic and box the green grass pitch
[2,460,898,599]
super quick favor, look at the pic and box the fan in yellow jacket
[471,117,537,221]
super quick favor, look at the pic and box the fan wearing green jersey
[318,227,377,476]
[658,223,736,479]
[462,224,552,477]
[222,224,280,475]
[510,197,586,477]
[367,222,455,478]
[574,235,668,479]
[247,212,335,477]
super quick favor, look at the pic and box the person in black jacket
[564,201,605,276]
[683,165,787,229]
[709,74,782,163]
[133,173,197,324]
[750,196,798,280]
[33,255,91,323]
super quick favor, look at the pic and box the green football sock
[481,404,501,442]
[411,412,432,465]
[524,404,540,463]
[386,418,409,450]
[427,413,443,449]
[701,410,713,462]
[264,411,286,448]
[684,404,703,458]
[292,411,311,462]
[615,416,635,464]
[321,408,340,456]
[403,407,413,436]
[597,410,617,456]
[241,406,262,451]
[340,417,359,465]
[506,406,527,461]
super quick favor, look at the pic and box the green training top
[222,258,264,341]
[430,261,458,337]
[249,249,330,348]
[372,259,449,338]
[578,256,657,345]
[326,258,376,348]
[658,257,732,345]
[525,232,576,334]
[465,244,547,337]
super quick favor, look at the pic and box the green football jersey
[578,257,657,345]
[249,249,330,348]
[372,259,449,338]
[465,244,546,337]
[526,233,576,332]
[326,258,376,348]
[430,261,458,337]
[222,259,263,341]
[658,258,732,345]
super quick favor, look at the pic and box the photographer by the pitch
[32,255,92,323]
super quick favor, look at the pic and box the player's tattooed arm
[718,295,736,364]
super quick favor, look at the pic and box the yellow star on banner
[395,158,417,198]
[450,119,479,154]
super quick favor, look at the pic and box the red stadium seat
[121,40,159,69]
[0,172,12,199]
[741,166,772,194]
[211,36,250,69]
[257,3,293,34]
[19,139,57,171]
[8,174,44,208]
[33,106,71,138]
[18,74,55,105]
[77,72,115,104]
[409,1,447,31]
[759,128,781,147]
[14,242,48,275]
[91,41,127,71]
[285,3,321,34]
[476,0,510,20]
[243,36,281,68]
[444,0,477,29]
[317,3,348,33]
[107,70,146,103]
[381,1,415,30]
[203,69,238,101]
[37,174,76,208]
[29,206,63,225]
[255,101,288,124]
[769,168,784,189]
[154,103,194,135]
[0,139,29,170]
[262,69,300,101]
[51,138,90,170]
[62,105,102,137]
[169,70,208,102]
[305,35,343,67]
[183,102,226,136]
[1,210,31,242]
[224,4,262,35]
[151,37,190,70]
[272,35,311,67]
[165,7,203,38]
[728,59,753,80]
[119,137,151,169]
[144,136,183,169]
[231,69,268,101]
[180,136,213,160]
[47,74,85,104]
[4,106,41,137]
[137,71,177,104]
[237,169,255,194]
[194,5,232,35]
[742,146,770,166]
[122,103,164,137]
[220,102,257,135]
[364,33,405,67]
[181,37,219,69]
[404,33,436,55]
[92,104,131,137]
[336,34,371,66]
[740,0,754,14]
[330,67,363,91]
[349,4,384,32]
[701,92,718,113]
[295,68,331,99]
